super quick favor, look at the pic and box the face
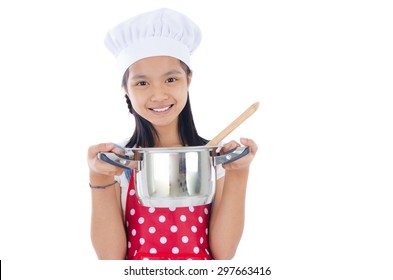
[126,56,191,129]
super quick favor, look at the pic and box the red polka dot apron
[125,170,213,260]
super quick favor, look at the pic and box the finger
[222,140,240,152]
[88,143,115,157]
[111,147,126,156]
[95,154,124,176]
[112,143,126,155]
[88,143,124,176]
[240,138,258,154]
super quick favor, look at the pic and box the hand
[87,143,125,182]
[221,138,258,171]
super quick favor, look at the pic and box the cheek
[128,91,142,103]
[180,94,188,107]
[182,89,189,104]
[127,94,145,113]
[177,85,188,101]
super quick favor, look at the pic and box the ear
[187,71,193,86]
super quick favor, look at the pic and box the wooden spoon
[205,102,259,146]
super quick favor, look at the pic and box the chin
[151,121,175,128]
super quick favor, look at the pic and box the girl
[87,8,258,260]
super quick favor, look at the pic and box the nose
[150,84,169,102]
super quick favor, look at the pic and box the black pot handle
[213,146,250,165]
[98,152,137,170]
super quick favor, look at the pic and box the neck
[154,119,183,147]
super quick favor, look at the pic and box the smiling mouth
[149,104,173,112]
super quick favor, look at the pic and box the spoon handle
[205,102,259,146]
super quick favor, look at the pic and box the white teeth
[152,105,171,112]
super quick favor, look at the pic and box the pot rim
[130,145,220,153]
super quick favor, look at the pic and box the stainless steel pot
[99,146,249,208]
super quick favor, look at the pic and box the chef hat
[104,8,201,76]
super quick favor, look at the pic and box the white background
[0,0,392,279]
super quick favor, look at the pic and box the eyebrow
[164,70,183,76]
[130,74,148,80]
[130,70,183,80]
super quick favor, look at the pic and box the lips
[149,104,173,113]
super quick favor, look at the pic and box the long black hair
[122,60,208,148]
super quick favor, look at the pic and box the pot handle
[213,146,250,166]
[98,152,139,170]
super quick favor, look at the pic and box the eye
[165,77,177,83]
[136,81,148,86]
[135,81,148,87]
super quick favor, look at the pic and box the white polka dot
[205,228,209,235]
[172,247,179,254]
[134,250,138,256]
[205,248,210,255]
[200,237,204,244]
[180,215,187,222]
[204,208,209,215]
[131,229,137,236]
[130,209,135,215]
[143,257,149,260]
[128,241,131,248]
[126,221,129,227]
[160,237,167,244]
[129,189,135,196]
[149,226,156,234]
[148,207,155,213]
[198,216,203,223]
[182,236,189,243]
[169,206,176,211]
[193,247,200,254]
[159,215,166,223]
[170,225,178,233]
[139,238,145,245]
[191,226,197,233]
[138,217,145,224]
[150,248,157,254]
[189,206,194,212]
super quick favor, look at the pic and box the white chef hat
[104,8,202,77]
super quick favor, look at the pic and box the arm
[209,138,257,259]
[88,143,127,259]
